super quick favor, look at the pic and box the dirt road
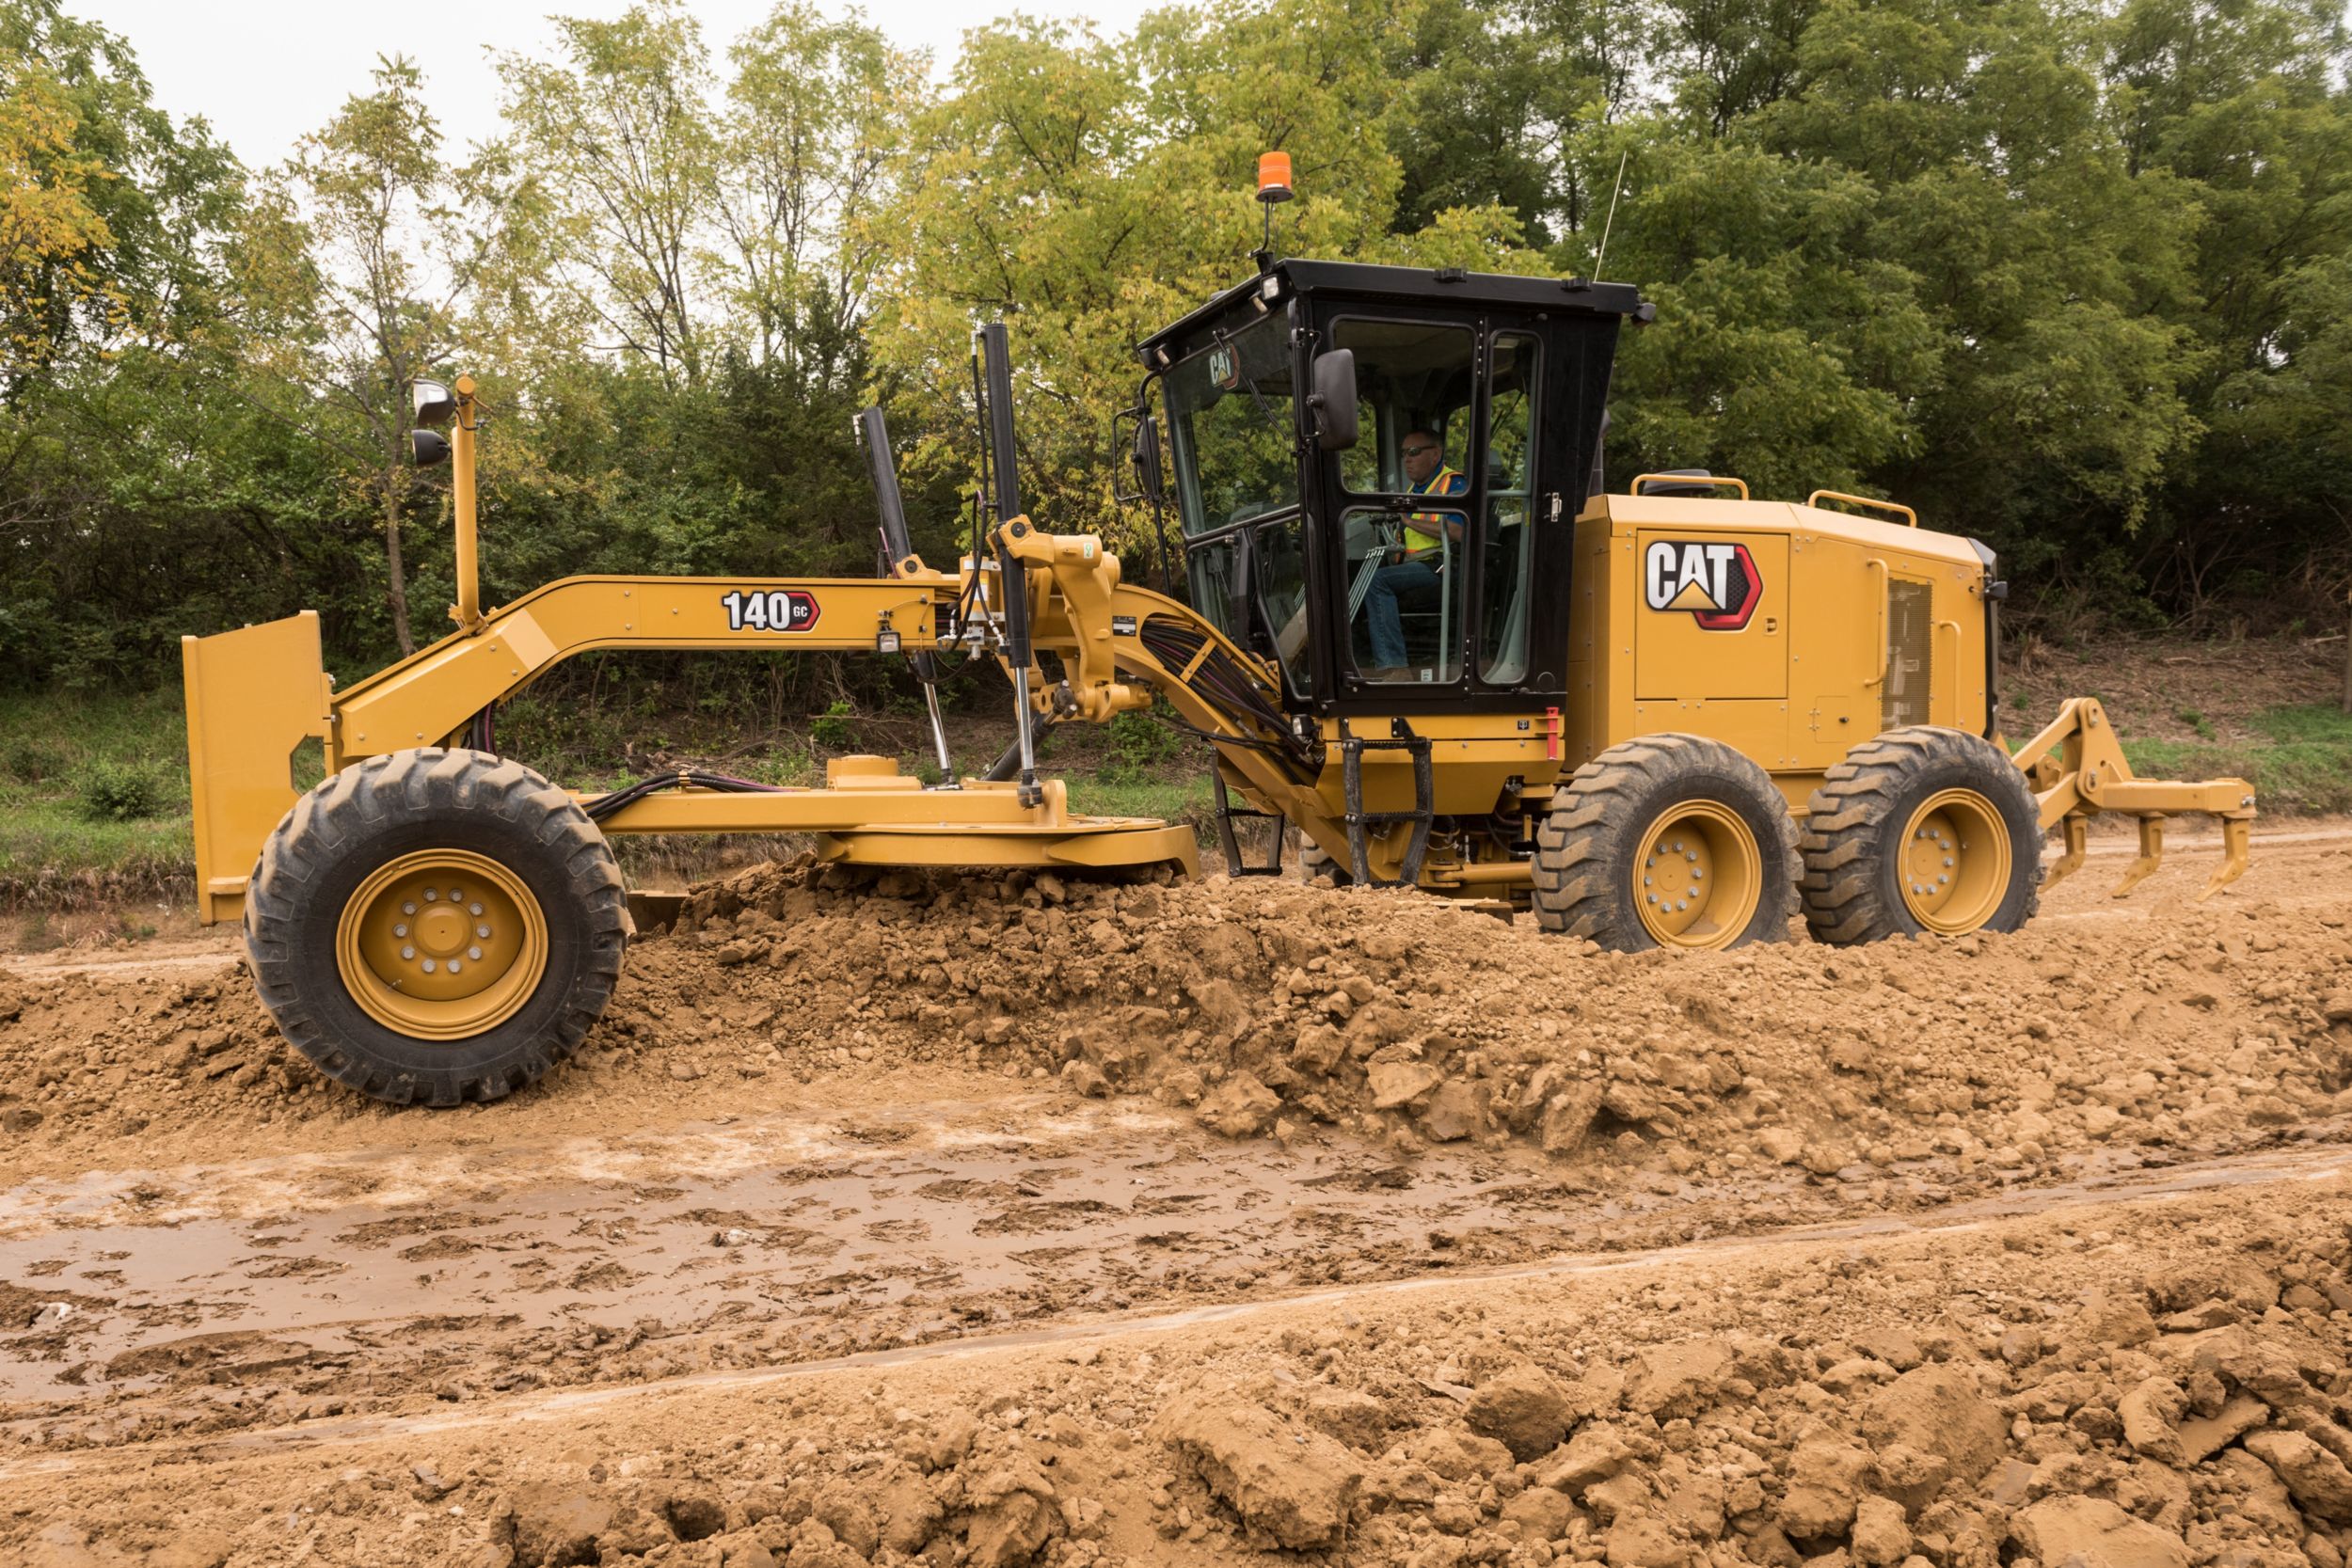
[3,827,2348,1567]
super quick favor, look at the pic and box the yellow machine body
[1566,491,1992,804]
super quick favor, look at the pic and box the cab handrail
[1806,489,1917,527]
[1630,473,1749,499]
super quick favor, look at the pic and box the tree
[492,3,721,389]
[234,55,483,657]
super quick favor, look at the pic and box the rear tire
[1532,734,1798,953]
[244,748,628,1106]
[1798,726,2042,944]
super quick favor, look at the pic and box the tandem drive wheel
[1798,726,2042,943]
[1531,733,1799,953]
[245,748,628,1105]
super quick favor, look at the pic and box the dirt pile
[657,859,2352,1170]
[8,1160,2346,1568]
[2,861,2348,1183]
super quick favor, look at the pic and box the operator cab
[1131,259,1648,715]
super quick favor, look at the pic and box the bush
[810,699,858,751]
[76,759,165,820]
[1101,706,1182,784]
[5,738,65,783]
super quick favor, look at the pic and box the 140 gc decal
[1643,539,1762,631]
[720,589,821,632]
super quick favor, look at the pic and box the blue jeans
[1366,558,1440,667]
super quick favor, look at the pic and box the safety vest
[1403,466,1468,558]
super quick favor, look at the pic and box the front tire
[1531,734,1798,953]
[244,748,628,1105]
[1798,726,2042,944]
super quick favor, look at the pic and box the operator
[1363,430,1469,672]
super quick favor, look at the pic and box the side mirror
[1309,349,1358,452]
[411,378,457,428]
[411,429,451,467]
[1130,413,1166,506]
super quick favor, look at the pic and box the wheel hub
[1633,803,1762,950]
[336,850,548,1039]
[1898,789,2009,934]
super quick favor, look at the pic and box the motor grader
[181,235,2254,1106]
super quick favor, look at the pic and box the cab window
[1329,319,1476,684]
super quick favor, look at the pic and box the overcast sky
[72,0,1158,170]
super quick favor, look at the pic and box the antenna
[1591,150,1629,281]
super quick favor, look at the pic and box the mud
[1,828,2349,1566]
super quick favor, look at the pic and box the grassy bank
[2120,704,2352,816]
[0,689,196,903]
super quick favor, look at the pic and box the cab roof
[1135,258,1652,368]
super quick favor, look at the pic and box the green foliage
[0,0,2348,705]
[73,757,161,819]
[5,736,63,783]
[1099,707,1183,784]
[2123,704,2352,814]
[2249,704,2352,747]
[809,698,857,750]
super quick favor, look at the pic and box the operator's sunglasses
[1403,444,1438,456]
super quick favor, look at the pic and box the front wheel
[1798,726,2042,943]
[244,748,628,1105]
[1531,734,1798,953]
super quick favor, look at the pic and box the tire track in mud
[6,1128,2345,1482]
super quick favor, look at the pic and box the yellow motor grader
[182,253,2253,1105]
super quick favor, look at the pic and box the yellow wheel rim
[1632,802,1763,951]
[335,850,548,1039]
[1898,789,2010,934]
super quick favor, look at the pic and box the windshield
[1163,312,1296,538]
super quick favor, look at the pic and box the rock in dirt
[1626,1338,1735,1418]
[1197,1069,1279,1137]
[1533,1422,1658,1497]
[1850,1496,1911,1566]
[1604,1510,1692,1568]
[2243,1429,2352,1523]
[1465,1362,1574,1461]
[1157,1393,1363,1548]
[1366,1060,1442,1111]
[1416,1079,1487,1142]
[1863,1361,2006,1482]
[1539,1083,1602,1155]
[508,1484,614,1567]
[2119,1377,2190,1465]
[2010,1496,2188,1568]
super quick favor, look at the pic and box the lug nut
[401,944,415,959]
[469,902,484,916]
[423,889,438,902]
[468,945,483,960]
[421,958,437,974]
[476,924,490,939]
[403,902,416,915]
[448,960,462,974]
[393,923,407,938]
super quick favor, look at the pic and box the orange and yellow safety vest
[1403,466,1469,558]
